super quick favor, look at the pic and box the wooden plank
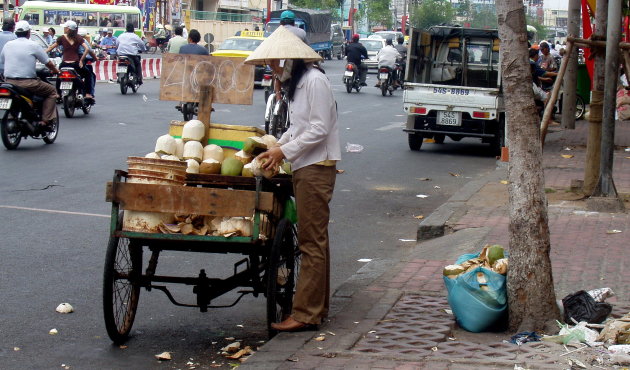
[106,182,274,216]
[159,54,254,105]
[198,86,212,144]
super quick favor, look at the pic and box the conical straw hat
[245,26,323,65]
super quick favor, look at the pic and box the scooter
[58,66,94,118]
[343,62,361,93]
[0,70,59,150]
[117,56,141,95]
[378,66,394,96]
[261,67,273,103]
[176,102,198,121]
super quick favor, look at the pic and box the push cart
[103,170,299,344]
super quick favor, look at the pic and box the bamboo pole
[567,36,630,50]
[541,41,574,144]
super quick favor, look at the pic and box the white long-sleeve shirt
[115,32,146,55]
[278,65,341,171]
[377,45,400,69]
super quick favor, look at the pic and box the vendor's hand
[258,147,284,170]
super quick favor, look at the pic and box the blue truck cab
[266,8,332,58]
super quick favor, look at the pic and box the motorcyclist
[0,18,17,77]
[344,34,368,86]
[279,10,306,42]
[0,21,59,129]
[99,28,117,58]
[375,38,400,87]
[153,24,167,49]
[167,26,187,53]
[116,23,146,85]
[394,36,407,84]
[78,27,98,100]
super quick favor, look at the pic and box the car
[359,38,386,71]
[369,31,404,43]
[211,31,266,86]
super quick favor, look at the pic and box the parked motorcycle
[0,71,59,150]
[343,62,361,93]
[378,66,395,96]
[117,56,141,95]
[58,67,94,118]
[176,102,198,121]
[261,67,273,103]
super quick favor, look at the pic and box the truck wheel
[408,133,423,151]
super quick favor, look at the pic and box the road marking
[0,205,109,218]
[340,110,353,115]
[376,122,404,131]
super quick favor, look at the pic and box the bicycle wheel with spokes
[267,219,300,338]
[575,95,585,120]
[103,218,142,344]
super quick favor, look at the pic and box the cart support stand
[198,85,213,145]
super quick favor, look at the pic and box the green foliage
[470,6,497,29]
[356,0,394,30]
[289,0,344,21]
[410,0,455,31]
[526,15,548,41]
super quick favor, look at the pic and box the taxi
[211,30,267,86]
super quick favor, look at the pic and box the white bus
[16,1,144,38]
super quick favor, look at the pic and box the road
[0,59,498,369]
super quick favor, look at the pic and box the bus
[16,1,143,38]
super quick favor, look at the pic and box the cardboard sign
[159,53,254,105]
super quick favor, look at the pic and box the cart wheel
[266,219,300,338]
[103,219,142,344]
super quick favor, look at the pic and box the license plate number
[379,73,388,79]
[117,66,128,73]
[60,82,72,90]
[0,98,11,109]
[261,79,272,87]
[437,111,462,126]
[344,71,354,77]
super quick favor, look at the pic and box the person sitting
[344,34,368,86]
[99,29,117,58]
[78,27,98,100]
[0,21,60,130]
[375,38,400,87]
[394,36,407,84]
[279,11,306,42]
[115,23,146,85]
[167,26,187,53]
[178,29,208,55]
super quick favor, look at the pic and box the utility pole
[561,0,580,129]
[350,0,355,34]
[589,0,625,211]
[583,0,607,196]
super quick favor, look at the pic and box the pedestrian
[178,29,208,55]
[181,23,188,39]
[245,26,341,332]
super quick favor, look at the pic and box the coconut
[281,161,292,175]
[234,150,252,165]
[242,163,254,177]
[242,136,267,154]
[492,258,508,275]
[251,156,279,179]
[261,134,278,148]
[199,159,222,174]
[155,134,176,155]
[482,244,505,266]
[183,141,203,162]
[203,144,224,162]
[182,120,205,142]
[185,159,199,174]
[161,155,181,161]
[174,138,185,159]
[145,152,161,159]
[443,265,465,279]
[221,158,244,176]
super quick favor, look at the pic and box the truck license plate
[379,73,388,80]
[437,111,462,126]
[117,66,128,73]
[0,98,11,109]
[261,79,272,87]
[344,71,354,77]
[60,82,72,90]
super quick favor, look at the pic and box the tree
[470,6,498,29]
[409,0,455,31]
[289,0,344,22]
[495,0,560,331]
[526,15,548,41]
[356,0,393,30]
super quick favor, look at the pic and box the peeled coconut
[234,150,252,165]
[174,138,185,159]
[145,152,161,159]
[242,163,254,177]
[203,144,224,162]
[221,158,244,176]
[155,134,176,155]
[261,134,278,148]
[443,265,465,279]
[182,120,205,142]
[251,156,279,179]
[183,141,203,162]
[186,159,199,174]
[492,258,508,275]
[199,159,222,174]
[161,155,181,161]
[242,136,267,154]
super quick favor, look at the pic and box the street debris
[500,180,509,185]
[444,309,453,315]
[155,352,172,361]
[562,290,612,324]
[345,143,364,153]
[509,331,541,346]
[49,328,58,335]
[434,185,441,189]
[417,177,431,181]
[61,364,70,369]
[321,352,337,358]
[226,346,253,360]
[431,346,438,351]
[55,303,74,314]
[598,312,630,344]
[567,358,587,368]
[564,147,573,151]
[414,215,425,219]
[13,347,20,351]
[224,337,235,341]
[327,331,336,336]
[542,321,600,345]
[142,95,148,102]
[314,336,325,341]
[336,169,345,174]
[449,172,461,177]
[221,342,241,353]
[354,321,360,324]
[606,229,622,234]
[561,154,575,159]
[357,258,372,262]
[236,324,244,328]
[399,239,415,242]
[588,288,615,303]
[287,356,299,362]
[416,194,428,198]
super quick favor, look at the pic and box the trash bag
[562,290,612,324]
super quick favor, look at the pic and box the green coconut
[281,161,292,175]
[486,245,505,266]
[242,163,254,177]
[242,137,268,155]
[221,158,244,176]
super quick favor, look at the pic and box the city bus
[16,1,143,38]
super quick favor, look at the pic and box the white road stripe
[376,122,404,131]
[0,205,109,218]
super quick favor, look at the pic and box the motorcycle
[343,62,361,93]
[58,66,94,118]
[0,70,59,150]
[261,67,273,103]
[378,66,396,96]
[176,102,198,121]
[117,56,141,95]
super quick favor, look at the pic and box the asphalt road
[0,59,498,369]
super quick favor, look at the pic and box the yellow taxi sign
[241,31,264,38]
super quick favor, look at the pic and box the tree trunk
[496,0,560,332]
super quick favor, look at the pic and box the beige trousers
[290,164,337,325]
[6,78,58,122]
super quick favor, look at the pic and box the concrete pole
[561,0,580,129]
[583,0,607,196]
[350,0,355,34]
[592,0,623,204]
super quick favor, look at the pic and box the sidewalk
[241,121,630,369]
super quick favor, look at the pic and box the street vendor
[245,26,341,332]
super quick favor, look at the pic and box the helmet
[352,33,360,42]
[280,10,295,21]
[385,37,393,45]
